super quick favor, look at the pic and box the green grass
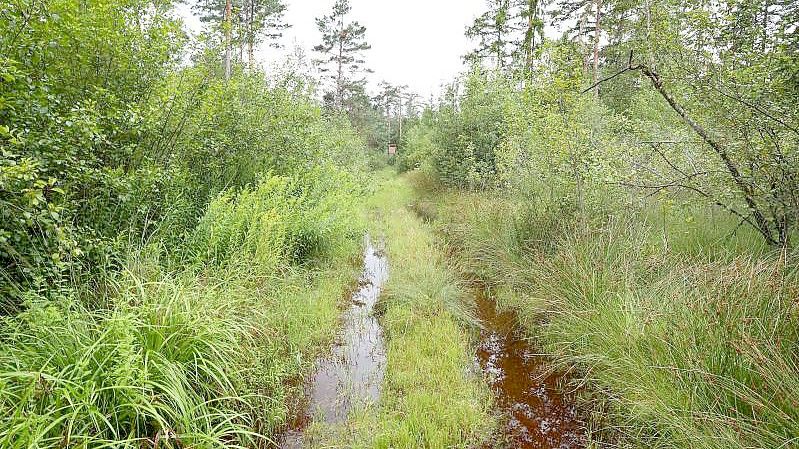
[372,177,493,449]
[409,171,799,449]
[306,172,495,448]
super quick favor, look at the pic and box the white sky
[176,1,565,97]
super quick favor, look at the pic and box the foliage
[0,2,373,443]
[0,0,366,309]
[466,0,550,76]
[402,1,799,446]
[188,166,364,269]
[0,172,365,446]
[0,0,183,308]
[427,185,799,449]
[313,0,372,112]
[192,0,288,65]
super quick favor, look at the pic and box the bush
[188,167,364,269]
[0,170,366,446]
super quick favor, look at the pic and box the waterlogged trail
[281,235,388,448]
[474,288,584,448]
[279,174,585,448]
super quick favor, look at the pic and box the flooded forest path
[280,236,389,448]
[277,173,585,448]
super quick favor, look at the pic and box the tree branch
[585,50,779,245]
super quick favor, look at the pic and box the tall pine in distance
[192,0,289,75]
[465,0,518,70]
[465,0,549,79]
[314,0,372,112]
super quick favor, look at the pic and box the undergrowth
[303,172,495,448]
[0,170,366,447]
[408,170,799,449]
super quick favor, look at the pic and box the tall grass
[0,170,365,447]
[412,171,799,449]
[372,177,492,449]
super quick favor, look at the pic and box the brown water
[475,289,584,449]
[280,236,388,448]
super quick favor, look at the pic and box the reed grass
[411,170,799,449]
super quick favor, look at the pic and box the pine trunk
[593,0,602,93]
[224,0,232,81]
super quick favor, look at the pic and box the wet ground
[281,236,388,448]
[474,288,584,449]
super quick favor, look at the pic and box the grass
[305,171,495,448]
[407,170,799,449]
[0,174,365,448]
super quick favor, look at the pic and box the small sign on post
[388,144,397,156]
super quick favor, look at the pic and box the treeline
[401,1,799,448]
[0,0,373,445]
[405,0,798,247]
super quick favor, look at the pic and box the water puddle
[280,235,388,448]
[474,288,584,449]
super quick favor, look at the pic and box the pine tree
[192,0,288,75]
[514,0,548,79]
[313,0,371,111]
[465,0,520,70]
[241,0,289,67]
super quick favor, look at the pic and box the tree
[583,0,799,247]
[193,0,288,76]
[374,82,409,145]
[240,0,289,67]
[465,0,519,70]
[553,0,607,85]
[313,0,371,111]
[515,0,548,80]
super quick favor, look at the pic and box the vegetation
[301,174,495,448]
[0,0,370,446]
[313,0,372,112]
[397,1,799,448]
[1,0,797,447]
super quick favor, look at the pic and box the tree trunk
[398,96,403,143]
[524,0,538,83]
[336,22,344,111]
[579,5,589,74]
[593,0,602,93]
[224,0,232,81]
[247,0,254,69]
[637,64,778,245]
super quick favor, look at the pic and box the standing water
[475,288,584,449]
[281,235,388,448]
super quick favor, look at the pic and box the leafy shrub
[188,167,364,269]
[0,167,366,447]
[0,9,367,308]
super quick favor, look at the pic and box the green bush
[0,170,366,447]
[0,7,367,308]
[188,167,364,269]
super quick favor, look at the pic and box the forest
[0,0,797,448]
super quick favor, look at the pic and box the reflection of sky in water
[282,236,388,448]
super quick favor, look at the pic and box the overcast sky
[176,1,563,97]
